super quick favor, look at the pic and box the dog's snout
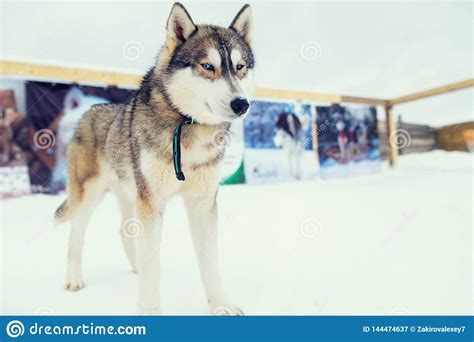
[230,97,250,116]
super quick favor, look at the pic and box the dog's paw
[210,302,244,316]
[137,305,161,315]
[64,279,85,292]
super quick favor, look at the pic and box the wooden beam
[254,87,388,106]
[0,60,141,88]
[389,79,474,106]
[3,60,472,108]
[340,95,389,107]
[255,87,340,103]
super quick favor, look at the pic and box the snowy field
[1,151,472,315]
[244,149,319,184]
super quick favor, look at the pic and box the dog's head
[161,3,255,125]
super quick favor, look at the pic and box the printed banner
[316,104,381,179]
[24,81,245,189]
[0,165,31,198]
[24,81,134,193]
[243,100,319,184]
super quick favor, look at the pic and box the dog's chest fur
[136,122,226,198]
[181,123,227,168]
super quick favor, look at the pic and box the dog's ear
[166,3,197,49]
[229,4,252,46]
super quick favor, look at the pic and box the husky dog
[273,113,304,179]
[55,2,255,315]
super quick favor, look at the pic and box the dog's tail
[54,199,71,223]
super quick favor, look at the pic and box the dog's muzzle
[230,97,250,116]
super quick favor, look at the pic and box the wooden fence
[436,121,474,152]
[378,119,437,158]
[1,59,473,167]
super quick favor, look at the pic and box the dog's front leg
[136,199,163,315]
[183,190,243,316]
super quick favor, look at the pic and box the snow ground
[1,151,472,315]
[244,149,319,184]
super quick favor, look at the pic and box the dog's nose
[230,97,250,116]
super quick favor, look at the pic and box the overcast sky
[1,0,473,126]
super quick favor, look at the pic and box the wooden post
[385,105,398,167]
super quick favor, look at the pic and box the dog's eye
[201,63,214,72]
[236,64,245,71]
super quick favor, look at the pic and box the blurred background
[0,1,472,315]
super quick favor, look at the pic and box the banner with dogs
[316,103,381,179]
[1,82,383,197]
[1,81,246,197]
[243,100,319,184]
[20,81,135,193]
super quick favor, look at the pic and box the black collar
[172,116,197,181]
